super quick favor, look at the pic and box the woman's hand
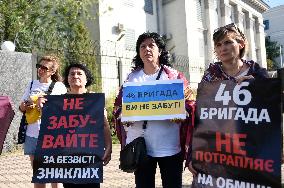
[102,147,112,166]
[37,96,48,109]
[103,115,112,166]
[170,118,185,124]
[187,161,197,178]
[121,121,134,127]
[235,75,254,84]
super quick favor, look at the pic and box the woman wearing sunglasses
[19,55,67,188]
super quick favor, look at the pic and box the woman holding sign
[113,32,195,188]
[62,63,112,188]
[188,24,269,180]
[19,55,67,188]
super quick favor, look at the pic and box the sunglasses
[36,64,50,71]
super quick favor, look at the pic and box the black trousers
[134,152,183,188]
[63,183,100,188]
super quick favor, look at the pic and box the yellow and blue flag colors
[122,79,185,122]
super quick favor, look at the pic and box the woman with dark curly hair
[62,63,94,93]
[113,32,196,188]
[132,32,172,70]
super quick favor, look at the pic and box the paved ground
[0,144,283,188]
[0,144,192,188]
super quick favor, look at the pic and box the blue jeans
[134,152,183,188]
[24,136,38,155]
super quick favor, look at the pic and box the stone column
[255,17,267,67]
[204,0,216,66]
[220,0,231,26]
[245,12,257,61]
[234,4,244,29]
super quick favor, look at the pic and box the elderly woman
[113,32,195,188]
[62,63,112,188]
[19,55,67,188]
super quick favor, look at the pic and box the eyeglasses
[36,64,50,71]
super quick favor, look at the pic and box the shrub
[105,94,120,144]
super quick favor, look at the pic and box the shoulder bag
[17,81,55,144]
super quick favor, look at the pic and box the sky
[264,0,284,8]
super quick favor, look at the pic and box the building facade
[263,5,284,68]
[88,0,269,95]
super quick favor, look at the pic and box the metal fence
[24,40,204,98]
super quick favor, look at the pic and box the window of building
[124,29,136,50]
[263,20,269,30]
[144,0,153,15]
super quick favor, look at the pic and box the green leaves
[265,36,282,70]
[0,0,104,91]
[0,0,99,52]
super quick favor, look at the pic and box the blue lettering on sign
[123,83,183,103]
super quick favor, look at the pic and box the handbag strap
[45,82,55,95]
[30,81,34,91]
[156,65,164,80]
[21,81,34,113]
[143,65,164,130]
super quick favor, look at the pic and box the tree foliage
[0,0,103,91]
[265,36,281,70]
[0,0,95,51]
[265,37,280,60]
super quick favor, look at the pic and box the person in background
[113,32,195,188]
[0,96,15,154]
[19,55,67,188]
[187,23,269,177]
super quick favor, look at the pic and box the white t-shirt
[21,80,67,138]
[125,68,181,157]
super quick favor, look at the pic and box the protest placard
[122,79,185,121]
[192,79,281,188]
[32,93,105,184]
